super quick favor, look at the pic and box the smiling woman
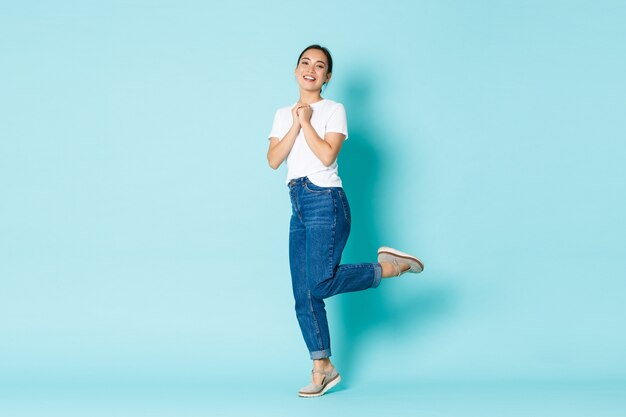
[297,44,333,92]
[266,44,425,398]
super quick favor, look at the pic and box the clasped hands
[291,102,313,127]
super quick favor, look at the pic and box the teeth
[304,75,315,80]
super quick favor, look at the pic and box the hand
[297,104,312,125]
[291,103,303,129]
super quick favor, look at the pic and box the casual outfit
[269,99,382,360]
[269,98,424,397]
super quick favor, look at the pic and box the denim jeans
[288,176,382,360]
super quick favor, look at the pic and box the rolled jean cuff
[371,263,383,288]
[310,348,332,360]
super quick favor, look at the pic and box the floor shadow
[333,71,455,384]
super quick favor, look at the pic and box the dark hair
[296,44,333,89]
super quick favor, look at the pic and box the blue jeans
[288,177,382,360]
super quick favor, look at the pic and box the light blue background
[1,0,625,415]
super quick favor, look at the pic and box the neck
[299,90,323,105]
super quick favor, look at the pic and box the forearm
[300,122,335,166]
[267,124,300,169]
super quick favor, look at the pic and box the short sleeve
[326,103,348,140]
[268,110,283,141]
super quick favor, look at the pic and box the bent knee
[311,281,332,300]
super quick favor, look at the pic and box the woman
[267,44,424,397]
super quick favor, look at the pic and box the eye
[316,64,324,69]
[301,60,309,65]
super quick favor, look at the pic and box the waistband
[287,176,310,188]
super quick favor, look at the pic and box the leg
[300,186,378,387]
[289,209,332,360]
[306,187,382,300]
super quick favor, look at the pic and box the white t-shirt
[268,99,348,187]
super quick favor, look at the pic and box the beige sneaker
[298,368,341,398]
[378,246,424,275]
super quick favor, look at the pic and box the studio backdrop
[1,0,625,386]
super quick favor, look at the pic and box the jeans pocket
[303,180,332,194]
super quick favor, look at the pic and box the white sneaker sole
[378,246,424,273]
[298,375,342,398]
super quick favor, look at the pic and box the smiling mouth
[303,75,316,81]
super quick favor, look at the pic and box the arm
[298,105,346,167]
[267,105,302,169]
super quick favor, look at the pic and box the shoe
[298,367,341,398]
[378,246,424,275]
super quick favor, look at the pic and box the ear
[325,72,332,82]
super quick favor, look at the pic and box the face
[295,49,331,92]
